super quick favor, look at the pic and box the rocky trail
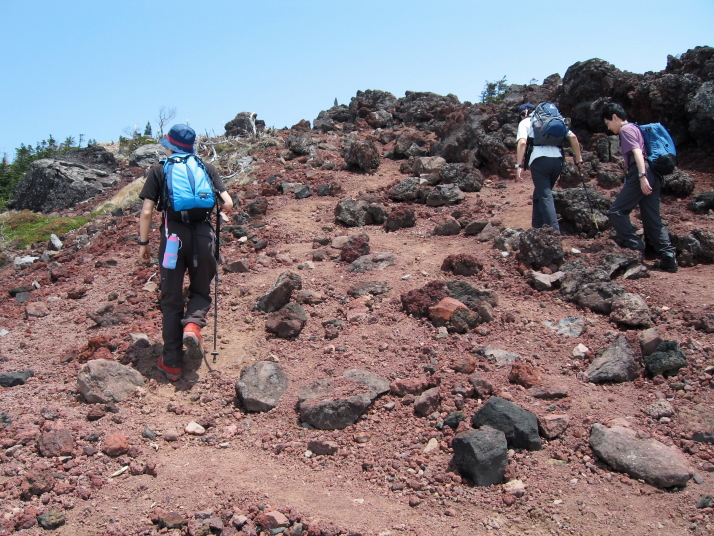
[1,48,714,536]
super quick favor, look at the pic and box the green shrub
[0,210,90,249]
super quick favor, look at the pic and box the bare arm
[631,148,652,195]
[515,138,527,181]
[568,132,583,165]
[218,191,234,210]
[138,198,155,263]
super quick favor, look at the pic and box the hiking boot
[654,254,678,273]
[157,356,182,381]
[183,323,205,362]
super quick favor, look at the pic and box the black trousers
[608,164,674,256]
[158,219,216,367]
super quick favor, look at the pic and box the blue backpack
[638,123,677,176]
[530,102,569,147]
[161,153,216,221]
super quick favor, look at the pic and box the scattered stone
[185,422,206,436]
[440,254,483,276]
[25,301,50,318]
[433,217,461,236]
[347,251,396,273]
[696,495,714,509]
[236,361,289,412]
[265,302,307,339]
[414,387,440,417]
[0,370,34,387]
[254,272,302,313]
[590,423,693,488]
[543,317,584,337]
[298,377,379,430]
[37,429,75,457]
[342,369,390,396]
[518,227,564,269]
[609,292,652,328]
[468,373,495,398]
[586,335,641,383]
[471,396,541,451]
[508,362,541,388]
[452,426,508,486]
[527,384,569,399]
[77,359,145,403]
[639,327,662,357]
[307,440,339,456]
[572,344,590,359]
[678,404,714,444]
[644,340,687,377]
[477,346,520,364]
[36,510,65,530]
[102,433,129,457]
[644,400,675,420]
[539,414,570,439]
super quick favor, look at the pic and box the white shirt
[517,116,563,165]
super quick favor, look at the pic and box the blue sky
[1,0,712,160]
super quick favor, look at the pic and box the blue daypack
[161,153,216,221]
[638,123,677,176]
[531,102,569,146]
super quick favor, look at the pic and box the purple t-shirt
[619,123,645,168]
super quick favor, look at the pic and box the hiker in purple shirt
[601,103,677,273]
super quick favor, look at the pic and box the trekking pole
[211,203,221,364]
[576,164,599,232]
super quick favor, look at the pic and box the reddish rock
[539,414,570,439]
[340,234,370,263]
[102,433,129,457]
[451,354,477,374]
[384,206,416,232]
[414,387,440,417]
[508,362,541,388]
[390,376,440,396]
[401,280,450,317]
[37,429,75,457]
[441,254,483,276]
[428,297,468,326]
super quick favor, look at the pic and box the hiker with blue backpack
[138,124,234,381]
[600,103,678,273]
[515,102,584,234]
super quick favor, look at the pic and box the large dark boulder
[452,427,508,486]
[348,90,398,121]
[10,159,117,213]
[393,91,461,127]
[62,145,117,171]
[552,187,612,237]
[225,112,265,137]
[314,105,351,132]
[342,139,380,172]
[470,396,541,451]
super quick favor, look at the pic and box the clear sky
[1,0,712,160]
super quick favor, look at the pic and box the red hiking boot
[183,323,205,362]
[157,356,181,381]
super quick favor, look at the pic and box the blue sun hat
[518,103,535,116]
[160,124,196,154]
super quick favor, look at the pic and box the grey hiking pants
[159,219,216,367]
[608,164,675,256]
[530,156,563,234]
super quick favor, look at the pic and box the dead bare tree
[157,107,177,138]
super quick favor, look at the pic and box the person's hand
[515,167,523,181]
[640,175,652,195]
[139,245,151,263]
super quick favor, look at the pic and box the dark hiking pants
[159,219,216,367]
[608,164,675,256]
[530,156,563,233]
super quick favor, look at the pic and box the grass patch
[0,210,90,249]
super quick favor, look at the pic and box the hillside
[1,50,714,536]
